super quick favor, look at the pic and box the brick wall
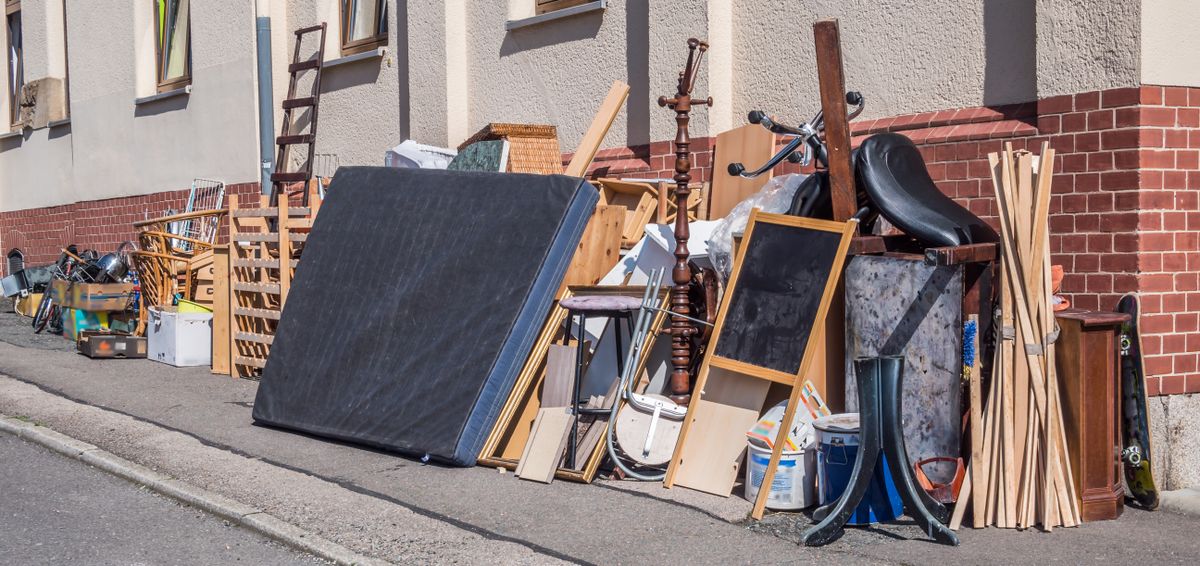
[0,182,261,267]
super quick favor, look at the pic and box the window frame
[339,0,387,57]
[6,0,22,128]
[535,0,593,15]
[153,0,191,94]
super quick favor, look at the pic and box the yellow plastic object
[176,299,213,314]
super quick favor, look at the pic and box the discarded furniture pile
[4,17,1161,550]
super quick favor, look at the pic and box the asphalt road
[0,430,322,565]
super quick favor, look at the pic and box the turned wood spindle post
[658,38,711,405]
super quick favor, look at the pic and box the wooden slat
[233,356,267,369]
[294,24,325,35]
[234,307,281,320]
[231,206,311,218]
[272,171,310,183]
[276,134,315,145]
[233,282,281,294]
[709,124,776,219]
[564,81,630,177]
[234,331,274,345]
[232,258,299,269]
[282,96,317,109]
[288,59,320,73]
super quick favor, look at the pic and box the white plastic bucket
[743,442,816,510]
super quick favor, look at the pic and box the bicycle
[31,248,96,334]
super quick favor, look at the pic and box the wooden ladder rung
[272,171,310,183]
[233,282,281,294]
[234,355,267,369]
[281,96,317,109]
[289,232,308,242]
[288,60,320,73]
[235,331,274,345]
[294,24,325,35]
[276,134,315,145]
[233,307,281,320]
[232,234,280,243]
[231,206,311,218]
[232,258,281,268]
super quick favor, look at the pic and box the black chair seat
[856,133,998,247]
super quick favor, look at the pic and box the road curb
[0,414,388,566]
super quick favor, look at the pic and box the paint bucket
[743,442,816,510]
[813,413,903,525]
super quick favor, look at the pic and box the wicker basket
[459,123,563,175]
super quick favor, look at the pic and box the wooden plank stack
[952,143,1081,530]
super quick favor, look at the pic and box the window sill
[506,0,606,31]
[49,118,70,128]
[0,129,22,140]
[135,84,192,105]
[325,47,386,69]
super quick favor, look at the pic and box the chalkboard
[712,219,846,374]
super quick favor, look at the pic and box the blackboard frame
[665,210,857,519]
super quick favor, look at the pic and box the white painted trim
[323,47,386,69]
[134,84,192,106]
[505,1,606,32]
[0,130,22,140]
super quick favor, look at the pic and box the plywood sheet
[709,124,776,219]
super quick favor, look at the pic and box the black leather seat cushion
[856,133,998,247]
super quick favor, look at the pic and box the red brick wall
[0,182,261,267]
[575,85,1199,396]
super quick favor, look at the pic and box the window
[340,0,387,56]
[5,0,21,128]
[154,0,190,93]
[536,0,593,15]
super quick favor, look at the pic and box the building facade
[3,1,1200,485]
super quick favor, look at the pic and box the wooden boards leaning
[664,211,857,520]
[565,81,631,178]
[478,285,670,483]
[708,123,776,219]
[953,143,1080,530]
[596,178,658,248]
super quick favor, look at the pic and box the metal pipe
[255,2,276,195]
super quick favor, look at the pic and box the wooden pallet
[225,186,320,379]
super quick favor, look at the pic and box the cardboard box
[147,306,213,367]
[65,282,136,312]
[60,308,110,341]
[14,292,43,317]
[77,331,147,359]
[49,279,71,303]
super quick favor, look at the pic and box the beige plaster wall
[1141,0,1200,88]
[283,0,403,168]
[0,1,261,213]
[1035,0,1141,97]
[732,0,1037,126]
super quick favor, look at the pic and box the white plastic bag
[707,174,807,280]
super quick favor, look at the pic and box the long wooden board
[565,81,630,178]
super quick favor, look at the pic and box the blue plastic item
[814,413,903,525]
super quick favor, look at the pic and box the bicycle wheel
[32,293,56,333]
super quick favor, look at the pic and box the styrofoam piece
[147,306,213,367]
[384,140,457,169]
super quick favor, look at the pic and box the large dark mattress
[252,167,597,466]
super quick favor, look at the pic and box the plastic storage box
[147,306,213,367]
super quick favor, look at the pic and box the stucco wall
[1035,0,1141,98]
[1141,0,1200,88]
[0,1,261,213]
[733,0,1037,127]
[283,0,403,168]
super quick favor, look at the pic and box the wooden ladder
[227,186,321,378]
[271,23,327,207]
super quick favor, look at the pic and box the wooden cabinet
[1055,309,1126,522]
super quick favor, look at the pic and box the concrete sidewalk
[1,313,1199,564]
